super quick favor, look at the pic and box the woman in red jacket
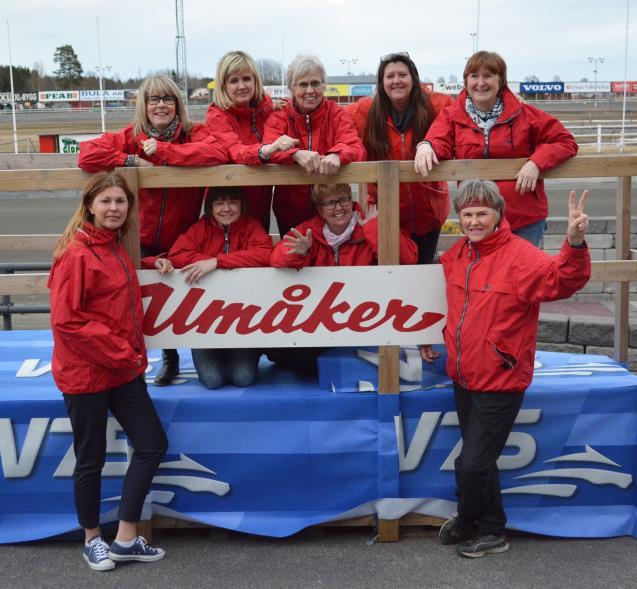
[345,52,453,263]
[79,75,228,386]
[269,183,417,372]
[261,54,366,237]
[205,51,298,230]
[158,187,273,389]
[48,172,168,571]
[433,179,590,558]
[415,51,578,247]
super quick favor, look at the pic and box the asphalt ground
[1,526,636,589]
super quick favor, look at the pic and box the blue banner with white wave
[1,331,636,543]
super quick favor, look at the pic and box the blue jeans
[191,348,260,389]
[512,219,547,248]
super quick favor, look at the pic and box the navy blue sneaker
[83,536,115,571]
[439,514,477,545]
[108,536,165,562]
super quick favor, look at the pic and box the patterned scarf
[465,96,503,146]
[148,115,180,142]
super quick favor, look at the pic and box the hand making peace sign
[566,190,589,247]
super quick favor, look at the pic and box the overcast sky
[3,0,635,84]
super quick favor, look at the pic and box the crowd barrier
[0,155,636,540]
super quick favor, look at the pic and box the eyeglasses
[380,51,411,63]
[321,196,352,211]
[147,95,177,105]
[295,80,324,90]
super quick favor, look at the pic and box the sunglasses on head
[380,51,411,64]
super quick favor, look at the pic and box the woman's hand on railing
[319,154,341,175]
[142,138,158,157]
[292,150,321,174]
[181,258,218,284]
[515,160,540,194]
[567,190,589,247]
[263,135,300,159]
[283,228,313,255]
[154,258,173,274]
[414,142,439,177]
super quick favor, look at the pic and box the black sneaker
[456,534,510,558]
[439,514,476,545]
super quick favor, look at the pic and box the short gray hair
[286,54,326,91]
[454,179,505,218]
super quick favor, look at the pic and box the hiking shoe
[439,514,477,545]
[108,536,165,562]
[456,534,510,558]
[83,536,115,571]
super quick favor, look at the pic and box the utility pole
[175,0,188,107]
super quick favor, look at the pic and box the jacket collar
[286,97,329,124]
[76,222,120,247]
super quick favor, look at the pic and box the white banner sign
[434,82,464,94]
[38,90,79,102]
[57,133,101,154]
[264,85,291,98]
[0,92,38,103]
[79,89,125,100]
[564,81,611,93]
[139,265,447,349]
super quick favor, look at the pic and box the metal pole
[476,0,481,50]
[6,20,18,154]
[96,17,106,133]
[620,0,630,153]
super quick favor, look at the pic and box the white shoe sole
[83,553,115,571]
[108,550,166,562]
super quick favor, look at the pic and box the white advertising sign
[564,81,611,93]
[264,85,291,98]
[79,89,125,100]
[434,82,464,94]
[38,91,80,102]
[57,133,101,154]
[139,265,447,349]
[0,92,38,103]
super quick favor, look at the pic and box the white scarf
[323,215,358,252]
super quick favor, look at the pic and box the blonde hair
[133,75,191,137]
[213,51,265,111]
[54,172,137,259]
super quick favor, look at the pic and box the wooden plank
[0,168,90,191]
[137,162,379,189]
[0,234,59,253]
[0,273,49,296]
[378,518,400,542]
[118,168,141,268]
[614,176,632,363]
[0,153,77,170]
[590,260,637,282]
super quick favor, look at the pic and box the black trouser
[141,244,178,367]
[411,227,441,264]
[63,376,168,529]
[453,382,524,536]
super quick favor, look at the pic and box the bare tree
[448,74,458,83]
[524,75,540,83]
[255,58,283,85]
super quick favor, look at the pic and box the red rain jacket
[78,123,227,251]
[48,223,147,394]
[263,99,366,230]
[205,95,275,227]
[164,215,272,269]
[270,206,417,268]
[441,220,590,393]
[425,87,578,230]
[345,92,453,235]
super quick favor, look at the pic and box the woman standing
[155,187,272,389]
[48,172,168,571]
[345,52,453,263]
[205,51,298,230]
[415,51,578,247]
[262,54,366,237]
[79,75,228,386]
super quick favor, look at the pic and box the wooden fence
[1,155,636,540]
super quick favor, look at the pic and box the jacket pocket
[487,337,517,370]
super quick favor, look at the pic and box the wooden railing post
[376,160,401,542]
[118,167,141,269]
[614,176,632,363]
